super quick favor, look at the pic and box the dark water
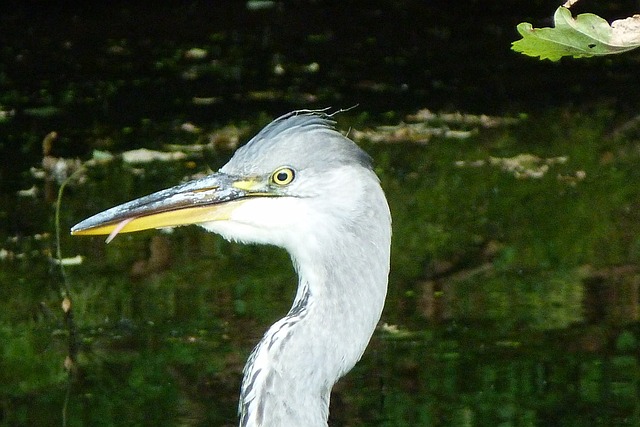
[1,2,640,426]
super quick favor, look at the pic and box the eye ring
[271,167,296,186]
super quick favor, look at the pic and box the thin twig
[54,164,87,427]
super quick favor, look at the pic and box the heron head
[71,110,386,251]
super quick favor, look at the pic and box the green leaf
[512,7,640,61]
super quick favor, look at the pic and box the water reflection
[2,208,639,426]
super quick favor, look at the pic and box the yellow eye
[271,167,295,186]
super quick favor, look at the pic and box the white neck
[238,187,391,427]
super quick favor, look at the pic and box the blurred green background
[1,1,639,426]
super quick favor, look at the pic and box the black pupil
[277,171,289,182]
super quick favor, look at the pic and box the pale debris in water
[557,170,587,186]
[180,122,202,133]
[51,255,84,266]
[406,109,523,128]
[121,148,187,164]
[0,106,16,122]
[17,185,39,198]
[167,124,249,152]
[456,154,569,179]
[489,154,568,179]
[184,47,208,60]
[192,97,219,105]
[351,122,477,144]
[352,108,522,144]
[379,323,413,338]
[61,296,72,313]
[0,248,11,261]
[246,0,276,11]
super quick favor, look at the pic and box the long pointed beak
[71,172,264,239]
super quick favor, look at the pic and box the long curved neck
[238,199,391,427]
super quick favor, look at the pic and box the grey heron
[71,110,392,426]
